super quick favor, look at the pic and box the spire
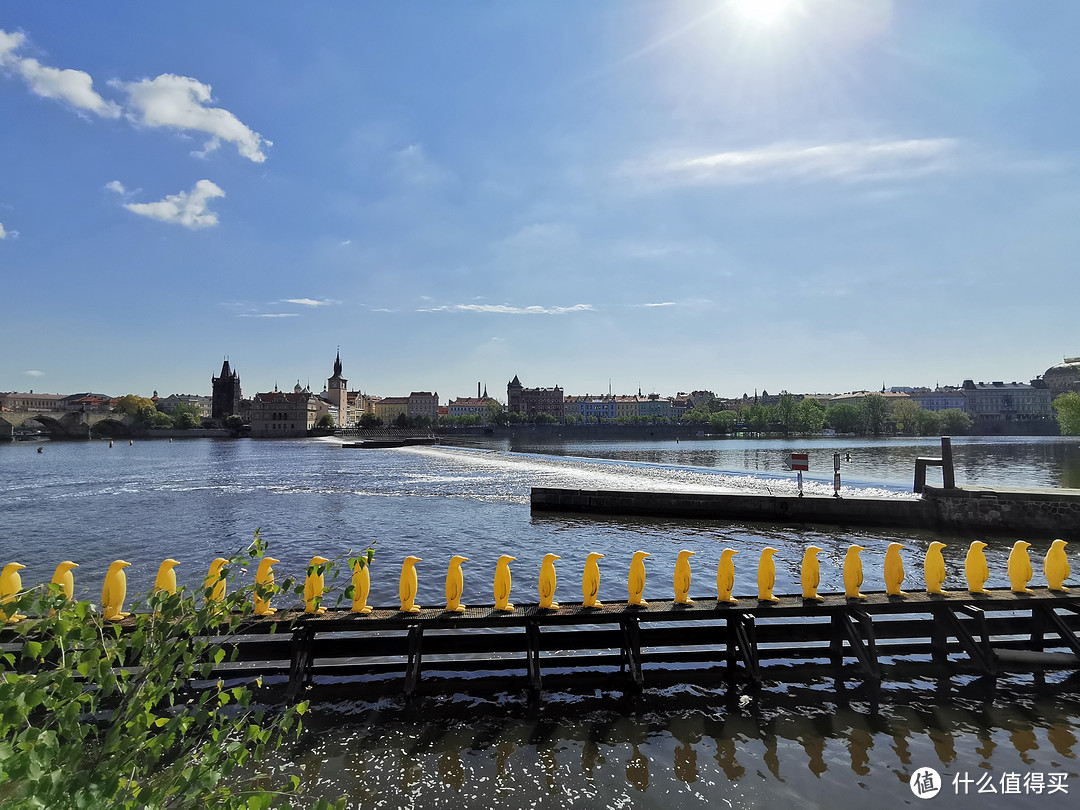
[219,358,231,378]
[333,348,342,378]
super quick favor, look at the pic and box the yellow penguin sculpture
[925,541,948,595]
[253,556,279,615]
[539,553,561,609]
[205,558,228,604]
[102,560,132,620]
[445,555,469,612]
[51,561,79,600]
[758,547,780,602]
[674,550,695,605]
[399,556,422,612]
[1045,539,1070,592]
[1007,541,1033,594]
[494,555,516,611]
[965,541,990,594]
[583,552,605,608]
[884,543,906,596]
[800,546,824,601]
[842,545,866,600]
[1,563,27,623]
[717,549,739,604]
[351,559,372,614]
[304,556,330,614]
[628,551,650,607]
[154,558,180,595]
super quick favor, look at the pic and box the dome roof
[1044,357,1080,393]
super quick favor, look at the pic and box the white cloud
[16,57,122,118]
[23,370,45,377]
[283,298,336,307]
[105,180,126,194]
[123,179,225,229]
[0,29,26,62]
[419,303,596,315]
[240,313,300,318]
[0,222,6,239]
[0,29,120,118]
[121,74,268,162]
[636,302,677,308]
[630,139,960,186]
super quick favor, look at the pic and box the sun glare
[730,0,800,27]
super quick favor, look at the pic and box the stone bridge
[0,410,138,440]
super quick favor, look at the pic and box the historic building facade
[407,392,439,422]
[249,389,328,437]
[506,375,564,420]
[961,380,1053,423]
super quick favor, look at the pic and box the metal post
[940,437,955,489]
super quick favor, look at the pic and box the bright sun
[730,0,801,27]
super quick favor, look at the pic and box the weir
[529,437,1080,537]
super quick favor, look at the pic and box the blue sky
[1,1,1077,402]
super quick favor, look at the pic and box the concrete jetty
[531,485,1080,538]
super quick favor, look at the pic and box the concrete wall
[923,486,1080,537]
[532,488,939,531]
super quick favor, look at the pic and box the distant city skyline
[4,347,1068,406]
[2,3,1079,398]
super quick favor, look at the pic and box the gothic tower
[327,350,348,427]
[211,358,242,420]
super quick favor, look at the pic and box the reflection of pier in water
[289,683,1080,800]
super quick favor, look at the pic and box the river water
[2,434,1079,807]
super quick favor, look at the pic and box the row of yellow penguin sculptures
[1,540,1071,624]
[398,539,1072,613]
[2,555,370,623]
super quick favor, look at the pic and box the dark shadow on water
[279,676,1080,808]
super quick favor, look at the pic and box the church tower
[212,358,242,420]
[327,350,348,427]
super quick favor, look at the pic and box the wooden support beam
[404,624,424,698]
[942,605,996,676]
[1037,604,1080,659]
[285,625,315,704]
[620,617,644,691]
[526,620,543,694]
[1030,603,1046,653]
[829,614,844,670]
[729,614,760,683]
[839,609,880,680]
[930,607,949,665]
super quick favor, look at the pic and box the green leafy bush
[0,532,360,809]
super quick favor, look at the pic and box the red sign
[785,453,809,471]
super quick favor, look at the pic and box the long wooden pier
[42,588,1069,703]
